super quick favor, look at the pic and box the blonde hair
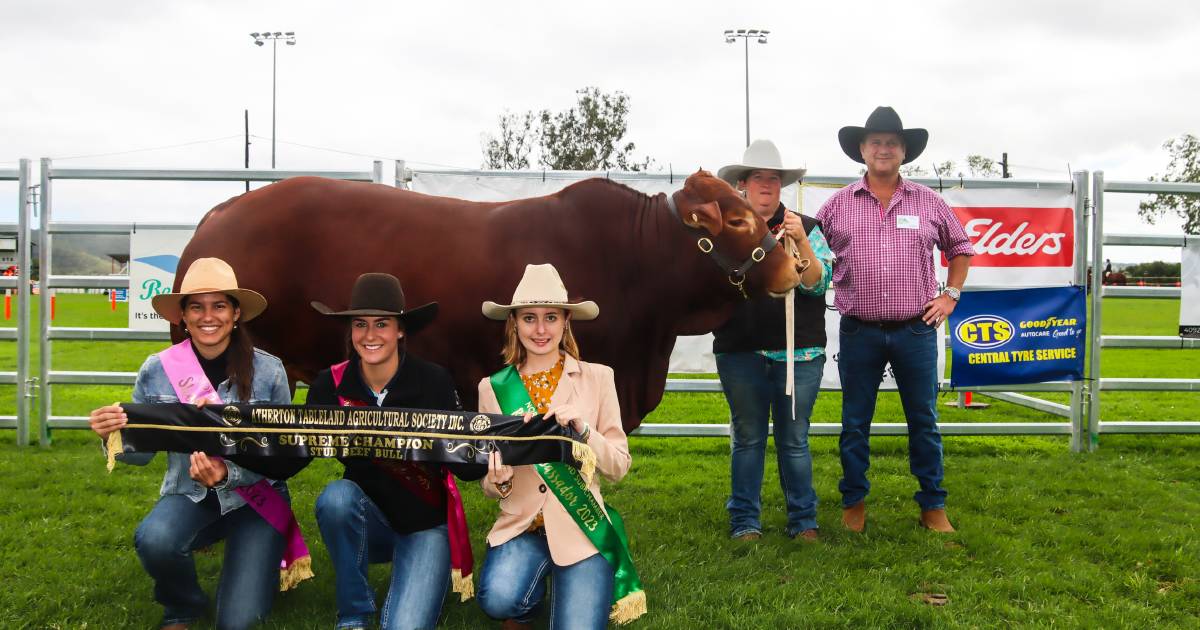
[501,309,581,367]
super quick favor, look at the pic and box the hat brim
[716,164,807,188]
[311,301,439,335]
[481,300,599,321]
[151,288,268,325]
[838,126,928,165]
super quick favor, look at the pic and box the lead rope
[785,230,796,404]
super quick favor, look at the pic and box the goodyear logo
[955,315,1013,350]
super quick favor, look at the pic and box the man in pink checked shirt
[816,107,974,534]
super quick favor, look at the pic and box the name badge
[897,215,920,230]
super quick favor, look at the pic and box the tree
[966,154,999,177]
[1139,134,1200,234]
[482,111,535,170]
[900,164,928,177]
[932,160,958,178]
[481,87,654,171]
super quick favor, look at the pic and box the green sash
[490,365,646,624]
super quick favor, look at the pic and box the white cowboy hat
[717,139,807,188]
[482,263,599,321]
[151,257,268,324]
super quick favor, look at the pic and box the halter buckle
[697,238,714,254]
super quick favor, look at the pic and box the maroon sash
[330,361,475,600]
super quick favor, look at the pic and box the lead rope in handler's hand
[785,231,797,404]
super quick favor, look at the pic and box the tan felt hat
[482,263,598,321]
[151,257,268,324]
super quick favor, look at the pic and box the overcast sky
[3,0,1197,262]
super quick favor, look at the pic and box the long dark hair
[181,294,256,401]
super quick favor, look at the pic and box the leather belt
[849,316,924,330]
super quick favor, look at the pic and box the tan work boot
[793,528,819,542]
[842,502,866,532]
[920,508,956,533]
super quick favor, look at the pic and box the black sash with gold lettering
[109,403,584,476]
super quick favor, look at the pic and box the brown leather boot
[501,620,533,630]
[920,508,956,533]
[793,528,819,542]
[160,624,190,630]
[842,502,866,532]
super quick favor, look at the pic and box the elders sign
[940,189,1076,287]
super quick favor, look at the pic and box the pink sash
[330,360,475,600]
[158,340,313,591]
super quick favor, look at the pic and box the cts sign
[955,315,1014,349]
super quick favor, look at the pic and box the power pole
[1001,152,1011,178]
[244,109,250,192]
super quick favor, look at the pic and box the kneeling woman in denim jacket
[476,264,644,629]
[88,258,296,630]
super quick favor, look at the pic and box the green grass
[0,294,1197,628]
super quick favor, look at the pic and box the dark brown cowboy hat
[838,106,928,165]
[311,273,438,334]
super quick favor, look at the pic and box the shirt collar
[852,174,913,197]
[337,352,410,405]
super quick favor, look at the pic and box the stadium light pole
[724,29,769,148]
[250,31,296,168]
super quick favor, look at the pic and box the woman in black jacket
[307,273,484,630]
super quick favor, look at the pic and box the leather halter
[666,191,779,298]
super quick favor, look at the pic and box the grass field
[1,295,1198,628]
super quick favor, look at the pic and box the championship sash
[489,365,646,624]
[157,340,313,591]
[329,360,475,601]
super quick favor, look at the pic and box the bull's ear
[679,199,723,236]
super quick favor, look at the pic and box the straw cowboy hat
[838,106,928,165]
[482,263,599,321]
[311,272,438,334]
[717,139,807,188]
[151,257,268,324]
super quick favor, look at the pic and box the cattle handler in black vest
[714,140,833,542]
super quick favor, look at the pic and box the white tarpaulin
[128,227,194,331]
[410,170,798,204]
[1182,239,1200,338]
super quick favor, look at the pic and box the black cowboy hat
[838,106,928,165]
[311,273,438,334]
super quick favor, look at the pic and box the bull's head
[671,169,803,296]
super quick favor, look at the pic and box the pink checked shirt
[816,176,974,321]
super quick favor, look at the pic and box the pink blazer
[477,355,632,566]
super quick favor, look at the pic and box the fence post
[38,158,52,446]
[1068,170,1089,452]
[371,160,383,184]
[15,159,31,446]
[1088,171,1105,451]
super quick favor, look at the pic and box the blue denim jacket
[118,347,293,515]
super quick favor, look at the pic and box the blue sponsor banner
[949,286,1086,387]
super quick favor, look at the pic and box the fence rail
[4,163,1195,451]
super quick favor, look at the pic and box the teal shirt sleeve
[797,224,833,296]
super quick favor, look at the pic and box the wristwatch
[942,287,961,301]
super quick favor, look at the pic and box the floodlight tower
[249,31,296,168]
[724,28,769,148]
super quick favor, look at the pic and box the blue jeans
[133,490,286,630]
[315,479,450,630]
[477,530,613,630]
[837,316,947,510]
[717,352,824,537]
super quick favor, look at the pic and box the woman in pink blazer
[475,264,635,629]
